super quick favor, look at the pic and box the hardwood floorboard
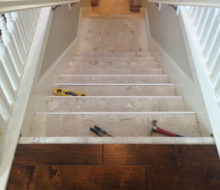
[7,165,147,190]
[146,166,220,190]
[103,144,180,166]
[13,144,102,165]
[7,144,220,190]
[103,145,220,167]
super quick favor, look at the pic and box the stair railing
[0,8,40,135]
[185,6,220,106]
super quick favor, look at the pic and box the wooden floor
[7,144,220,190]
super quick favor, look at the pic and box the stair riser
[44,97,185,112]
[68,61,159,69]
[59,75,169,83]
[65,68,163,75]
[76,52,151,57]
[54,85,176,96]
[72,56,155,62]
[31,113,200,137]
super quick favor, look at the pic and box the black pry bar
[94,125,112,137]
[90,128,102,137]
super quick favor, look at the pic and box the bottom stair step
[30,113,201,137]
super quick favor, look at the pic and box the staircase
[27,9,201,138]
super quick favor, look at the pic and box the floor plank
[103,145,220,166]
[103,144,180,166]
[147,166,220,190]
[13,144,102,165]
[7,165,147,190]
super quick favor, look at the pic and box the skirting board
[145,11,212,137]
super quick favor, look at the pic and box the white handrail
[0,0,79,13]
[186,6,220,106]
[149,0,220,7]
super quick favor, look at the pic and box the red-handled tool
[151,120,184,137]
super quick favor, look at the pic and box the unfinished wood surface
[7,144,220,190]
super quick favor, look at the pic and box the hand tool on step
[94,125,112,137]
[90,127,102,137]
[150,120,184,137]
[53,88,88,96]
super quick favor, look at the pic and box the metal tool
[90,127,102,137]
[53,88,88,96]
[94,125,112,137]
[150,120,184,137]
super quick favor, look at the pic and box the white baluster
[0,64,16,105]
[0,95,10,122]
[11,12,29,53]
[199,8,211,39]
[201,9,219,51]
[5,13,25,65]
[0,83,12,113]
[19,11,31,44]
[22,10,33,40]
[0,112,7,132]
[0,15,23,77]
[0,39,20,90]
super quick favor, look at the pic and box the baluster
[0,112,7,132]
[206,24,220,67]
[199,8,211,39]
[0,58,16,103]
[11,12,29,53]
[22,10,33,40]
[28,9,36,30]
[5,13,25,65]
[0,95,10,122]
[19,11,31,44]
[0,15,23,77]
[0,39,20,90]
[204,19,220,59]
[195,8,204,29]
[0,81,12,113]
[201,9,219,51]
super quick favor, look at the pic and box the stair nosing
[60,74,169,77]
[35,111,196,115]
[45,95,183,99]
[55,83,175,86]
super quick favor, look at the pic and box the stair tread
[67,60,160,69]
[44,96,185,112]
[29,113,201,137]
[65,68,164,75]
[54,84,176,96]
[58,74,169,83]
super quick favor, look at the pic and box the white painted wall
[40,3,80,77]
[144,2,212,136]
[145,2,193,79]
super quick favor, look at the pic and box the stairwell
[24,4,202,138]
[5,1,220,189]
